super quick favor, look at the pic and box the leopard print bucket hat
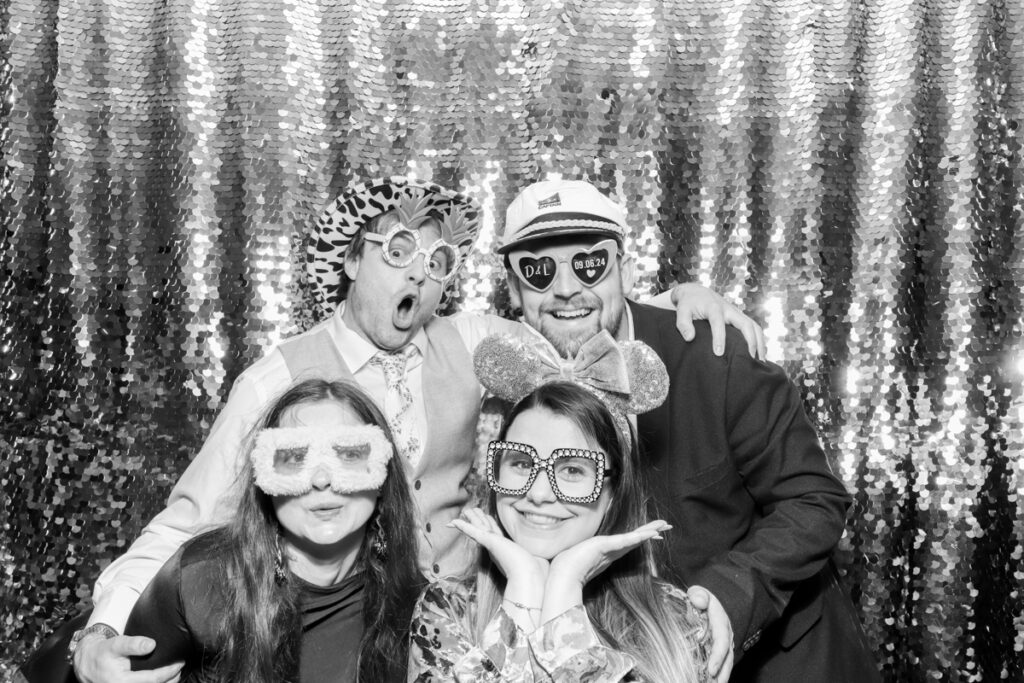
[306,176,482,313]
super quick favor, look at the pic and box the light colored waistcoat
[278,316,480,580]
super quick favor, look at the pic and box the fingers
[737,317,764,360]
[674,306,696,342]
[462,507,503,535]
[561,520,672,585]
[634,519,672,539]
[707,630,731,680]
[449,508,505,549]
[477,509,504,535]
[75,635,183,683]
[75,635,146,683]
[447,518,482,543]
[133,663,185,683]
[688,585,733,680]
[604,521,672,551]
[686,584,710,609]
[671,283,767,359]
[715,646,735,683]
[754,322,767,360]
[722,306,767,360]
[706,307,727,356]
[109,635,157,657]
[739,319,758,359]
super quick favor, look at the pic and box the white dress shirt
[89,306,521,631]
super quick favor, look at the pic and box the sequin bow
[539,331,632,394]
[473,330,669,436]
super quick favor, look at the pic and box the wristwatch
[67,623,118,662]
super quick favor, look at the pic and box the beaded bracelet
[503,597,541,612]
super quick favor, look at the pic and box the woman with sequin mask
[123,378,422,682]
[408,334,711,682]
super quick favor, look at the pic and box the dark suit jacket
[630,300,879,682]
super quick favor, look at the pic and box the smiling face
[271,400,379,558]
[342,214,446,351]
[495,406,613,559]
[507,235,635,359]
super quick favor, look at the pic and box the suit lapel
[627,300,673,465]
[627,299,660,346]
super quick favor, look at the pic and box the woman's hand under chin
[448,508,549,595]
[540,520,671,621]
[449,507,550,631]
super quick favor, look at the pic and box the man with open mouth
[497,178,881,683]
[70,175,765,682]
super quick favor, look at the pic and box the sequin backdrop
[1,0,1022,679]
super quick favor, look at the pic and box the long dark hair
[214,378,423,682]
[473,381,703,682]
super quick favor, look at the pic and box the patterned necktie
[369,347,422,467]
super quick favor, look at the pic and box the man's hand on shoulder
[687,584,735,683]
[73,632,183,683]
[653,283,766,359]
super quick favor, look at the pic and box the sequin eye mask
[251,426,393,495]
[509,239,618,292]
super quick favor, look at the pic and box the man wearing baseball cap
[68,176,765,683]
[499,179,879,683]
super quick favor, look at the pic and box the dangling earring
[274,534,288,585]
[371,518,388,558]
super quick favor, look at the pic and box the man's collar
[331,302,427,372]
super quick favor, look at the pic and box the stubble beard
[538,305,625,359]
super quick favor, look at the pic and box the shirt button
[414,479,422,490]
[432,563,440,574]
[425,522,432,533]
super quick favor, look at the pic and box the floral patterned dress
[408,577,711,682]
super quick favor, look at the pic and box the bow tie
[533,331,632,396]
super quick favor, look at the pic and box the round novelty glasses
[508,238,618,293]
[486,440,611,504]
[363,224,459,283]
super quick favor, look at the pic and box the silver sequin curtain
[2,1,1022,679]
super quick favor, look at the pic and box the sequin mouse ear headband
[472,330,669,435]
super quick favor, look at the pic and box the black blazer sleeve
[124,539,209,672]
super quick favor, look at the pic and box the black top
[125,530,365,682]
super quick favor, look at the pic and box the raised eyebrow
[390,229,421,245]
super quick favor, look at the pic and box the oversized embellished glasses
[363,224,459,282]
[251,425,393,496]
[508,239,618,292]
[486,440,611,504]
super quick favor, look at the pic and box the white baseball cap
[498,179,628,254]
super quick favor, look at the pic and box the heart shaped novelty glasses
[509,239,618,293]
